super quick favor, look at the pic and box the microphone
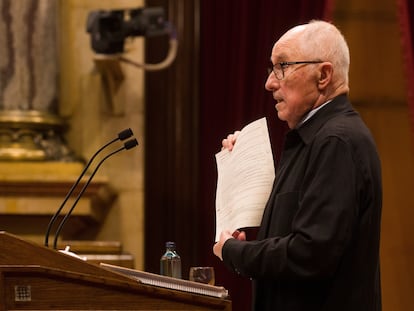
[44,128,134,247]
[52,138,138,249]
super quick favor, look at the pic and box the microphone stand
[44,128,133,247]
[52,138,138,249]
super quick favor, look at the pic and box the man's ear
[317,62,333,90]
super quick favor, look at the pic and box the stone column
[0,0,74,161]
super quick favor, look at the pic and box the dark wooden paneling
[144,0,200,277]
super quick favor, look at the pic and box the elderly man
[213,20,382,311]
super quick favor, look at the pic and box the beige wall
[59,0,145,269]
[334,0,414,309]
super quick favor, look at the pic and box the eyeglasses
[267,61,323,80]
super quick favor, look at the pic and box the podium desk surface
[0,232,231,310]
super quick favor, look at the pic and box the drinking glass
[189,266,215,285]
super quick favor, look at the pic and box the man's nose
[265,73,279,91]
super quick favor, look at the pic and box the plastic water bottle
[160,241,182,278]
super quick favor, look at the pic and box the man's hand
[221,131,240,151]
[213,230,246,261]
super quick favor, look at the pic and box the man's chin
[276,110,286,120]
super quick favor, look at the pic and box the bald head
[266,20,351,128]
[280,20,350,87]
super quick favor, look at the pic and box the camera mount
[86,6,177,71]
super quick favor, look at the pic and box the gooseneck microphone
[44,128,134,247]
[52,138,138,249]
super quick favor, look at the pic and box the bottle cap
[166,241,176,248]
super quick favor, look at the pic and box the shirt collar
[296,99,333,129]
[294,94,351,145]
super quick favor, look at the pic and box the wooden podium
[0,232,231,310]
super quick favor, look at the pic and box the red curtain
[397,0,414,139]
[199,1,334,310]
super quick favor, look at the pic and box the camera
[86,7,167,54]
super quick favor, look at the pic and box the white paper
[215,117,275,241]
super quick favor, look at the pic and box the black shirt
[222,94,382,310]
